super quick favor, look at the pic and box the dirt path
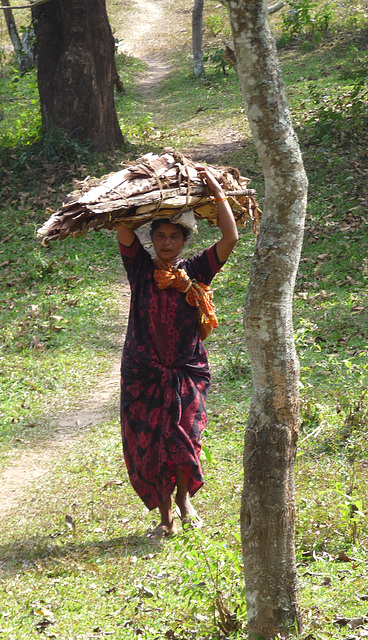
[116,0,175,98]
[0,290,128,518]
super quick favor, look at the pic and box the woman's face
[152,222,185,263]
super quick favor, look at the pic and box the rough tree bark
[223,0,308,638]
[31,0,123,151]
[192,0,204,77]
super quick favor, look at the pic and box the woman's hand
[117,222,136,247]
[195,165,225,200]
[195,164,238,262]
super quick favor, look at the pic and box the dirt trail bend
[0,292,128,518]
[115,0,188,96]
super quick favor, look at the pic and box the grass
[0,0,368,638]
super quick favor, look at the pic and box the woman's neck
[155,255,182,268]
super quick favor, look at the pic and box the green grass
[0,0,368,638]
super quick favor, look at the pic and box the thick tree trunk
[192,0,204,77]
[32,0,123,151]
[223,0,307,638]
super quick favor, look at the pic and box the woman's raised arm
[117,224,136,247]
[195,165,238,263]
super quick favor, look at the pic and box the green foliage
[0,67,40,147]
[176,526,246,635]
[306,68,368,143]
[278,0,334,47]
[203,4,231,39]
[203,47,234,76]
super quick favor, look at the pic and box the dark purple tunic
[119,236,224,510]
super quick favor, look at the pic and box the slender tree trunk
[1,1,21,57]
[1,1,36,71]
[32,0,123,150]
[223,0,307,638]
[192,0,204,77]
[268,0,285,14]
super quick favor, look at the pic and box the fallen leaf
[334,616,350,626]
[336,551,354,562]
[65,514,76,535]
[105,586,117,594]
[140,586,155,598]
[350,617,367,629]
[34,608,54,619]
[35,617,56,631]
[102,480,124,489]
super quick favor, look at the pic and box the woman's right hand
[117,223,136,247]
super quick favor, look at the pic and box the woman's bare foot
[148,520,177,539]
[154,494,176,535]
[175,495,203,529]
[174,464,203,529]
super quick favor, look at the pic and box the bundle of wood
[37,150,261,245]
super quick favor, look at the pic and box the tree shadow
[0,530,167,578]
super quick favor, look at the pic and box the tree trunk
[32,0,123,151]
[1,0,36,71]
[268,0,285,15]
[1,0,22,58]
[192,0,204,77]
[20,23,37,72]
[223,0,307,638]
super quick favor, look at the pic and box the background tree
[223,0,308,637]
[192,0,204,77]
[192,1,285,77]
[31,0,123,150]
[1,0,35,70]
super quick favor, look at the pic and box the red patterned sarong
[119,237,224,510]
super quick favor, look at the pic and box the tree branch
[0,0,51,10]
[268,0,285,14]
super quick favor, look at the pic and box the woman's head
[150,219,190,263]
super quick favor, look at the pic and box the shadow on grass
[0,530,170,577]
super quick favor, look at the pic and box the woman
[117,166,238,537]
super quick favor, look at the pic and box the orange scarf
[154,260,218,340]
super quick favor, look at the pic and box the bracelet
[214,196,228,202]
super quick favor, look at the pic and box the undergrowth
[0,0,367,638]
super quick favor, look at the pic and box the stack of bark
[37,150,261,245]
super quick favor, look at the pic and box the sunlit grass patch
[0,67,41,148]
